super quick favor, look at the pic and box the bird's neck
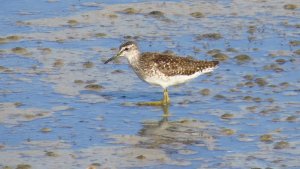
[126,50,141,66]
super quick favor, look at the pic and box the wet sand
[0,0,299,168]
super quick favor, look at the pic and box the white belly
[144,67,216,89]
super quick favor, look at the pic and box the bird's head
[104,41,139,64]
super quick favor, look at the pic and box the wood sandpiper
[105,41,219,106]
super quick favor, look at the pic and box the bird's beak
[104,52,121,64]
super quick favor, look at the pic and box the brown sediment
[234,54,251,63]
[190,12,204,18]
[221,113,234,119]
[212,53,229,61]
[196,33,222,40]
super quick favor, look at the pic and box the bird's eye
[124,48,129,51]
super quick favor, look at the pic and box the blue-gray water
[0,0,299,168]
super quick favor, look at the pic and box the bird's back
[139,52,219,77]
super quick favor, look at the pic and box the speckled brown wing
[140,52,219,76]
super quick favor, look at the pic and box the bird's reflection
[138,105,216,150]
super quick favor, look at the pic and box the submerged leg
[136,88,171,106]
[161,104,170,117]
[162,89,170,105]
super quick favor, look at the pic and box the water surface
[0,0,299,168]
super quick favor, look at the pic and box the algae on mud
[0,0,300,168]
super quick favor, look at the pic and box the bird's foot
[136,100,168,106]
[136,89,170,106]
[136,100,170,106]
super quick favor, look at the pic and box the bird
[104,41,219,106]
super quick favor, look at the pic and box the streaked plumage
[104,41,219,105]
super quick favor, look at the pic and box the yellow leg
[161,104,170,117]
[162,89,170,105]
[136,88,171,106]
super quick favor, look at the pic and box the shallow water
[0,0,300,168]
